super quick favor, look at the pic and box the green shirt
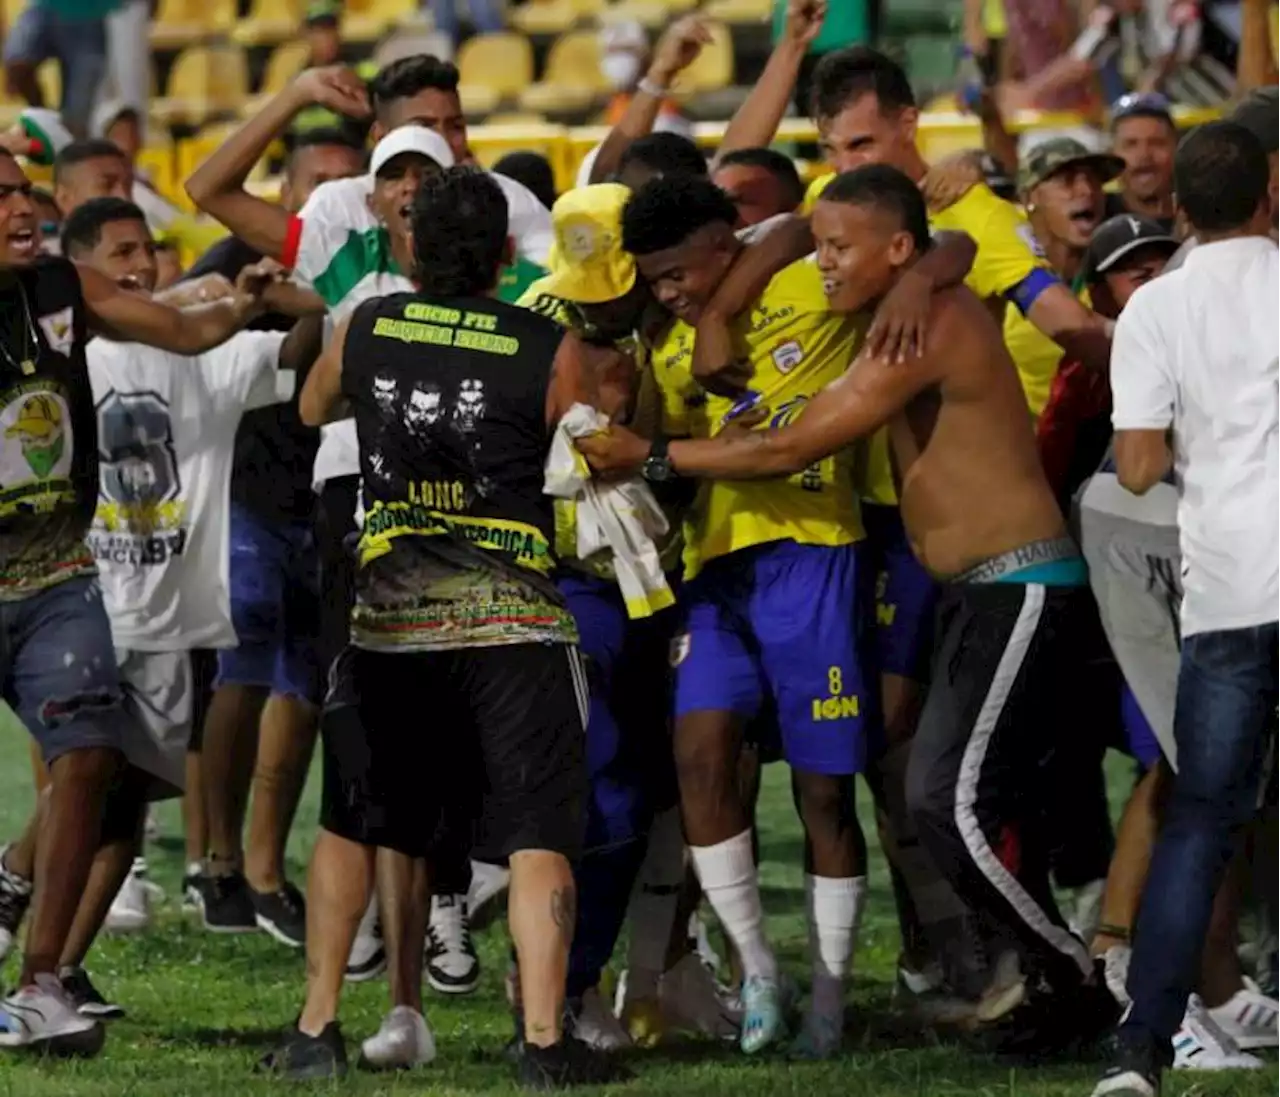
[772,0,867,53]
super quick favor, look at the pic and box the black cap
[1229,87,1279,154]
[1084,214,1180,279]
[305,0,340,26]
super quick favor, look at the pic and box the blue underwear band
[991,557,1089,587]
[954,537,1088,587]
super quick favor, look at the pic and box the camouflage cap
[1018,137,1125,196]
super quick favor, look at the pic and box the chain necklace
[0,282,37,376]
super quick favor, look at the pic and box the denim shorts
[1,5,107,136]
[0,575,128,765]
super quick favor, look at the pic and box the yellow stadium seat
[702,0,769,23]
[232,0,305,46]
[511,0,605,31]
[487,111,550,125]
[458,83,501,117]
[676,19,733,93]
[343,0,416,42]
[240,40,310,115]
[518,29,607,114]
[457,32,535,100]
[149,0,237,50]
[153,46,250,126]
[597,0,668,29]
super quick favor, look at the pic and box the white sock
[625,806,685,999]
[806,874,866,1018]
[689,830,776,981]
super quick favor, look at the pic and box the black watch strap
[649,436,670,462]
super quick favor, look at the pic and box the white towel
[545,404,675,619]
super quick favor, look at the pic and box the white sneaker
[569,986,632,1052]
[424,894,479,995]
[1101,944,1132,1009]
[657,953,740,1041]
[0,973,104,1055]
[1207,979,1279,1050]
[105,859,158,933]
[345,896,386,983]
[466,860,509,931]
[359,1005,436,1069]
[1173,995,1264,1070]
[0,845,33,964]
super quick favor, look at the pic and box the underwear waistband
[953,537,1087,587]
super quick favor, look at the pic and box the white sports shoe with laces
[1207,979,1279,1050]
[1173,995,1264,1071]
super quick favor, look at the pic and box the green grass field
[0,711,1273,1097]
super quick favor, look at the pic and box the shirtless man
[580,164,1111,1041]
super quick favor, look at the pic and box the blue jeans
[1123,622,1279,1053]
[429,0,504,43]
[1,4,106,135]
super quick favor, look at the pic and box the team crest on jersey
[1015,223,1047,259]
[669,633,691,667]
[771,340,804,373]
[37,307,74,358]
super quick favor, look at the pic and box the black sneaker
[196,872,258,933]
[258,1022,348,1082]
[517,1036,631,1090]
[59,967,125,1021]
[0,844,33,963]
[251,882,306,948]
[181,864,205,910]
[1090,1027,1166,1097]
[425,894,480,995]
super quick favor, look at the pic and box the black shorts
[315,474,360,681]
[320,641,589,863]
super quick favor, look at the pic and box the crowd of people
[0,3,1275,1095]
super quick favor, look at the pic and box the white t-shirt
[87,331,292,651]
[1110,235,1279,637]
[285,170,553,486]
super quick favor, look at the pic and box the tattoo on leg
[550,887,575,947]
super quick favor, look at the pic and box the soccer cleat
[424,894,479,995]
[359,1005,436,1070]
[105,859,158,934]
[193,872,258,933]
[788,1009,843,1060]
[657,953,741,1042]
[59,966,125,1021]
[516,1035,631,1090]
[345,897,386,983]
[250,882,306,949]
[1174,995,1265,1069]
[0,973,105,1056]
[566,987,632,1052]
[258,1022,348,1081]
[738,974,783,1054]
[1206,979,1279,1050]
[0,844,33,964]
[466,859,510,932]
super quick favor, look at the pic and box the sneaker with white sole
[567,986,631,1052]
[1207,979,1278,1050]
[59,966,125,1021]
[424,894,479,995]
[359,1005,436,1070]
[345,897,386,983]
[1173,995,1264,1070]
[1102,944,1132,1009]
[104,859,158,934]
[0,845,32,964]
[658,953,741,1043]
[466,860,509,932]
[0,973,105,1055]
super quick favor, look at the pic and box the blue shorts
[1121,680,1162,770]
[862,503,938,683]
[0,576,128,765]
[674,540,868,776]
[558,571,675,849]
[1,5,106,136]
[216,504,322,704]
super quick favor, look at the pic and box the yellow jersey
[685,257,867,574]
[1002,281,1092,417]
[803,172,836,214]
[859,182,1055,504]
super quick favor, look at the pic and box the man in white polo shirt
[1092,120,1279,1097]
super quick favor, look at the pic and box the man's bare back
[886,285,1067,579]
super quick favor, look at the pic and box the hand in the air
[649,16,714,86]
[292,66,372,119]
[783,0,828,48]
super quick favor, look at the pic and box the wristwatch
[641,437,676,483]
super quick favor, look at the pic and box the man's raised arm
[185,67,370,258]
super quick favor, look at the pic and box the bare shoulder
[919,285,1011,392]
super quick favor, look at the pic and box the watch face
[643,455,673,482]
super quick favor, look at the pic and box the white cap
[369,125,454,177]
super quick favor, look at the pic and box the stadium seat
[457,32,535,101]
[232,0,305,47]
[153,45,250,126]
[517,29,607,114]
[458,83,502,117]
[701,0,767,21]
[343,0,417,42]
[675,19,733,93]
[241,40,310,115]
[598,0,669,29]
[511,0,606,35]
[150,0,237,51]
